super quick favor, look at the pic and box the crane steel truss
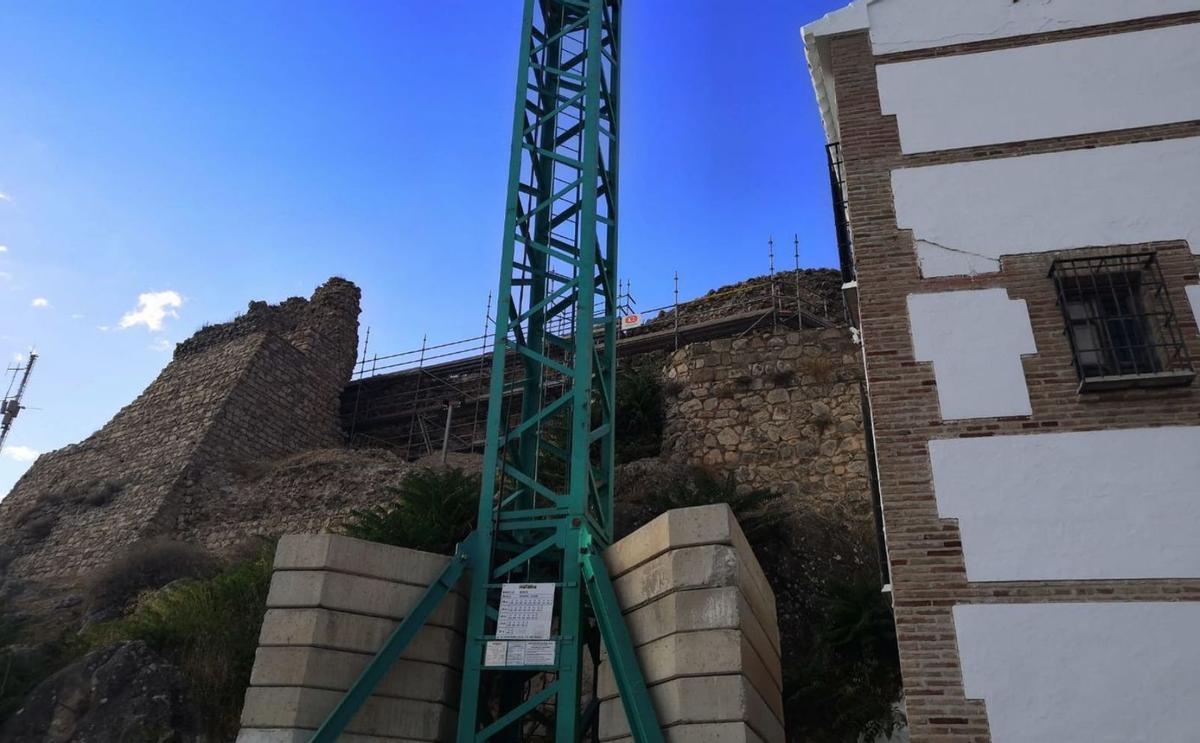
[312,1,663,740]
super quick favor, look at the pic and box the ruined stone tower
[0,278,361,584]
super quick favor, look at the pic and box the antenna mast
[0,352,38,455]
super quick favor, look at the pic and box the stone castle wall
[0,278,360,584]
[0,270,871,594]
[662,327,870,520]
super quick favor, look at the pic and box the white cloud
[70,313,84,320]
[0,192,10,203]
[1,445,39,462]
[97,325,111,332]
[118,290,183,331]
[0,245,8,252]
[31,297,50,308]
[0,272,11,281]
[149,338,173,352]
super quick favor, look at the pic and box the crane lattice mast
[0,352,38,455]
[313,1,663,740]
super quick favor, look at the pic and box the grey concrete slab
[258,607,464,667]
[598,675,785,743]
[611,545,779,655]
[241,687,456,740]
[603,722,768,743]
[597,630,783,721]
[274,534,461,592]
[236,729,429,743]
[249,646,460,703]
[611,586,782,675]
[265,569,466,628]
[604,505,777,624]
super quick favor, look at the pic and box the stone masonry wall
[0,278,360,585]
[662,327,871,521]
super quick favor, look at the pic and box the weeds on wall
[340,468,479,554]
[86,546,275,740]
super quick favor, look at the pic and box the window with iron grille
[1049,252,1195,392]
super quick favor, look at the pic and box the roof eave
[801,1,870,144]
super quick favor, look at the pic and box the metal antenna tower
[0,352,38,455]
[313,1,662,740]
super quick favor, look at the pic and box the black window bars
[1049,251,1195,392]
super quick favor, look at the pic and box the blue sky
[0,0,846,495]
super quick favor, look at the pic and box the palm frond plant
[340,467,479,554]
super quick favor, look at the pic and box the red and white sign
[621,313,644,329]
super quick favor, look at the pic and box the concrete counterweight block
[237,533,466,743]
[598,504,785,743]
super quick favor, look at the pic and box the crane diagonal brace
[308,533,477,743]
[308,527,663,743]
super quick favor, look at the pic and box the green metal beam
[308,2,658,740]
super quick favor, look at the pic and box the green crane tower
[312,1,664,740]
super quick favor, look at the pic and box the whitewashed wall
[1187,285,1200,333]
[908,289,1036,420]
[892,137,1200,277]
[954,602,1200,743]
[868,0,1200,54]
[877,24,1200,153]
[930,427,1200,582]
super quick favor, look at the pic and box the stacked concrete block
[237,533,466,743]
[599,504,785,743]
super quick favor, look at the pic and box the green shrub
[785,573,905,742]
[641,467,788,545]
[0,612,80,723]
[86,546,274,740]
[613,362,665,464]
[339,468,478,554]
[85,538,219,619]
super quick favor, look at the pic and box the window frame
[1049,251,1195,393]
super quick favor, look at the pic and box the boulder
[1,641,199,743]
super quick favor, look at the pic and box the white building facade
[804,2,1200,740]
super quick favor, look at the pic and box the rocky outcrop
[0,278,361,585]
[0,641,199,743]
[176,447,416,553]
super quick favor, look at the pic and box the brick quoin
[826,23,1200,742]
